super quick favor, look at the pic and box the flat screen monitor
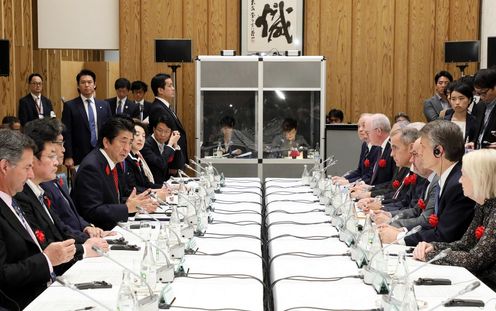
[0,40,9,76]
[155,39,192,63]
[444,40,480,63]
[488,37,496,69]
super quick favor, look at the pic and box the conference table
[25,176,496,311]
[265,178,496,311]
[25,178,265,311]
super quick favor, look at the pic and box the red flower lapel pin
[417,198,426,210]
[392,180,401,189]
[429,214,439,228]
[378,159,387,168]
[475,226,485,240]
[363,159,370,168]
[34,229,46,244]
[105,165,110,176]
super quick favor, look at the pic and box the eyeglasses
[52,140,65,145]
[476,88,490,97]
[30,82,43,86]
[41,154,58,161]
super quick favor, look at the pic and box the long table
[25,178,265,311]
[265,178,496,311]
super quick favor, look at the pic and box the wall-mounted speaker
[0,40,9,76]
[488,37,496,69]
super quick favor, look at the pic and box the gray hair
[371,113,391,133]
[462,149,496,200]
[0,129,36,164]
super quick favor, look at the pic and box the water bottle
[117,270,137,311]
[140,242,157,292]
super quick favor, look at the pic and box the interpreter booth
[195,55,326,178]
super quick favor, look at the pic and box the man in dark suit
[402,120,475,246]
[106,77,139,117]
[0,129,77,309]
[469,68,496,149]
[62,69,113,169]
[39,118,111,238]
[423,70,453,122]
[149,73,188,169]
[18,73,54,126]
[131,80,153,122]
[72,117,158,230]
[141,114,182,185]
[15,120,108,272]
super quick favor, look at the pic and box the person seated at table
[125,120,171,200]
[413,149,496,291]
[15,119,109,275]
[270,118,309,158]
[39,118,113,238]
[141,114,182,185]
[376,137,437,241]
[72,116,158,230]
[357,127,421,211]
[383,120,475,246]
[1,116,21,131]
[332,113,379,185]
[213,115,256,158]
[0,129,78,309]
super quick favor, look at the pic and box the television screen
[0,40,9,76]
[444,41,480,63]
[488,37,496,69]
[155,39,192,63]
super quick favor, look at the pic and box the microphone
[55,277,113,311]
[185,163,202,175]
[405,248,452,278]
[235,151,252,158]
[91,245,160,308]
[116,223,175,282]
[136,206,186,259]
[189,159,207,172]
[427,281,481,311]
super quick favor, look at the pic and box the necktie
[86,99,97,147]
[12,199,31,232]
[392,174,408,200]
[36,96,44,117]
[433,182,441,214]
[117,100,123,114]
[370,147,383,183]
[38,194,54,224]
[112,167,119,194]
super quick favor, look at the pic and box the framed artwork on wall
[240,0,304,55]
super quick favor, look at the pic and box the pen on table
[73,306,95,311]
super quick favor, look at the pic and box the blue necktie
[87,99,97,147]
[12,199,31,231]
[433,182,440,214]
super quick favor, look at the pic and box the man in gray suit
[423,71,453,122]
[376,137,437,242]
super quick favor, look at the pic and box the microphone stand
[91,246,160,309]
[117,222,176,282]
[427,281,481,311]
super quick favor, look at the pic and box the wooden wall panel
[392,0,410,118]
[320,0,352,121]
[119,0,141,82]
[304,0,320,56]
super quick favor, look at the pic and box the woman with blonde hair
[413,149,496,290]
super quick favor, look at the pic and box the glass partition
[263,90,320,159]
[200,91,257,159]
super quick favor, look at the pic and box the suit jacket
[345,143,379,184]
[14,184,85,275]
[369,141,396,185]
[148,98,188,167]
[72,149,129,230]
[443,109,477,142]
[383,175,428,212]
[0,198,51,310]
[404,162,476,246]
[471,101,496,149]
[423,94,448,122]
[61,97,112,165]
[40,180,90,235]
[17,94,53,126]
[372,167,410,199]
[141,136,180,185]
[391,176,438,230]
[124,153,161,193]
[106,97,139,117]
